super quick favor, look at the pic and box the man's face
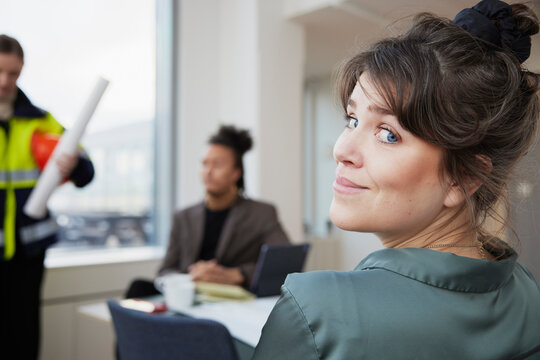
[0,53,22,98]
[201,144,241,196]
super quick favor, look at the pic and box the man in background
[127,125,289,297]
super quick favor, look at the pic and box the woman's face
[330,73,454,245]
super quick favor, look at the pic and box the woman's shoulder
[514,262,540,294]
[282,266,398,306]
[284,269,353,289]
[264,269,406,359]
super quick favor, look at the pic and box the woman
[253,1,540,359]
[0,35,94,359]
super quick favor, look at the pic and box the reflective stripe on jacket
[0,218,58,247]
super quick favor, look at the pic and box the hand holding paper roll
[23,77,109,219]
[55,152,79,179]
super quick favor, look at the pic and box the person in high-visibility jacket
[0,35,94,360]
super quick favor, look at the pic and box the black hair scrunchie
[453,0,531,63]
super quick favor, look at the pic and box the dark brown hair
[0,34,24,60]
[209,125,253,192]
[336,4,539,250]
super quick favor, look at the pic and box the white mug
[154,273,195,312]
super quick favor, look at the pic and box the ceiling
[290,0,540,78]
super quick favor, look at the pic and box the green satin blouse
[252,248,540,359]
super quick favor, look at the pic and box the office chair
[107,300,239,360]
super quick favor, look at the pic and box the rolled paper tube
[23,77,109,219]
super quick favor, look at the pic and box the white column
[256,0,305,242]
[177,0,305,242]
[177,0,221,207]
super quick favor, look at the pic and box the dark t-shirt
[198,206,231,260]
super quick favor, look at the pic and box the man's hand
[56,152,78,179]
[188,259,244,285]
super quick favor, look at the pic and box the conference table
[78,295,279,360]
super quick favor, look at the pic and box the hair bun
[210,125,253,156]
[510,4,540,37]
[453,0,538,63]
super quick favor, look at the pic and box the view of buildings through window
[0,0,156,249]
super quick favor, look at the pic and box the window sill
[45,245,165,269]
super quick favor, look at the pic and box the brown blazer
[158,196,290,286]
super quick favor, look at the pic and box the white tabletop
[179,296,279,347]
[77,296,279,348]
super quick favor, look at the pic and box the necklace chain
[425,239,487,260]
[426,243,477,248]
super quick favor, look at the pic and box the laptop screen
[249,243,310,297]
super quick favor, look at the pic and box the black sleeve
[158,211,184,276]
[69,152,95,187]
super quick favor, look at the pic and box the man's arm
[189,259,244,285]
[158,212,182,276]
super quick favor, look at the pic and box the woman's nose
[333,129,363,168]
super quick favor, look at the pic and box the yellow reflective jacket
[0,89,94,260]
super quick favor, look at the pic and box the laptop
[249,243,310,297]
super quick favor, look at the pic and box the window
[303,78,345,236]
[0,0,158,249]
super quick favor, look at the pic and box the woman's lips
[333,175,368,194]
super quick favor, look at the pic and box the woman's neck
[377,208,487,260]
[205,187,238,211]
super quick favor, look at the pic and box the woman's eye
[346,117,358,129]
[375,127,399,144]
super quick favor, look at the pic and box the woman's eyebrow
[367,104,393,115]
[347,97,393,116]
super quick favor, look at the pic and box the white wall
[256,0,304,243]
[217,0,259,196]
[176,0,304,243]
[509,136,540,281]
[176,0,221,207]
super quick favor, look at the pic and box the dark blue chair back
[107,300,239,360]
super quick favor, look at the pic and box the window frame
[46,0,178,266]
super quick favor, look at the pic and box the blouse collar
[356,247,517,293]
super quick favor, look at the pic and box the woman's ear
[443,155,492,208]
[443,184,466,208]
